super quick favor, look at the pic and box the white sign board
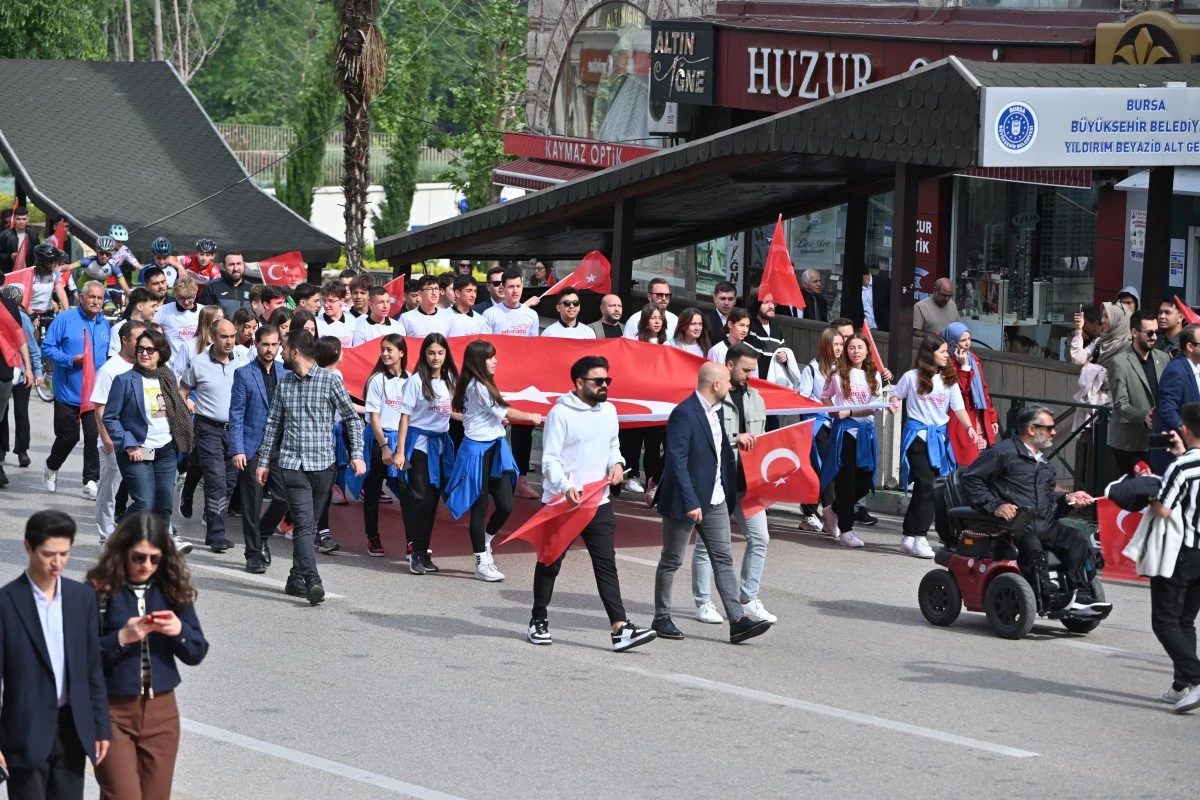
[979,86,1200,168]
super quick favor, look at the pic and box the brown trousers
[95,691,180,800]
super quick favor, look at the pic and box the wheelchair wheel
[984,573,1037,639]
[918,569,962,627]
[1061,577,1105,635]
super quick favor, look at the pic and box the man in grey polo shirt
[180,319,239,552]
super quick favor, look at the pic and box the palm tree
[334,0,387,271]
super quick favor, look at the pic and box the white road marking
[613,510,658,523]
[1054,639,1172,666]
[620,667,1039,759]
[181,718,467,799]
[615,553,660,567]
[187,561,346,599]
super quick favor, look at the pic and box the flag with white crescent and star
[259,251,307,287]
[501,478,611,565]
[1095,497,1147,583]
[739,420,819,517]
[543,250,612,296]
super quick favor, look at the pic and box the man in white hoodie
[527,355,657,653]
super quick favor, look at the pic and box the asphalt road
[1,399,1193,800]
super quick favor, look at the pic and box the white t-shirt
[483,303,539,337]
[462,379,507,441]
[892,368,964,438]
[90,355,133,406]
[822,368,882,438]
[706,340,728,364]
[667,339,704,358]
[448,310,489,337]
[400,375,453,453]
[541,320,596,339]
[352,315,400,347]
[364,372,407,432]
[30,269,62,314]
[141,378,173,449]
[156,302,202,356]
[316,313,355,350]
[623,308,678,339]
[401,307,453,339]
[796,359,833,430]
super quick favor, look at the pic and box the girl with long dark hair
[820,333,891,548]
[635,304,668,344]
[669,307,710,357]
[891,335,980,558]
[88,512,208,799]
[443,340,542,581]
[360,333,411,557]
[796,327,844,534]
[396,333,460,574]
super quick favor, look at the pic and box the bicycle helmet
[94,235,116,253]
[108,224,129,242]
[0,285,23,303]
[150,237,173,257]
[33,242,65,263]
[195,238,218,254]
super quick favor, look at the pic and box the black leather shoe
[305,579,326,606]
[284,575,307,597]
[651,617,684,640]
[730,616,771,644]
[16,453,30,468]
[245,554,266,574]
[261,539,272,567]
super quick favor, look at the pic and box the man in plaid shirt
[256,329,365,605]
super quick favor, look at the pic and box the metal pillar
[1142,166,1175,303]
[840,197,868,325]
[611,197,636,297]
[887,164,919,374]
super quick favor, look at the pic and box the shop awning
[492,159,592,191]
[1115,168,1200,197]
[961,167,1092,190]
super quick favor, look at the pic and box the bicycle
[30,310,55,403]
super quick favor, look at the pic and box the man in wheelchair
[960,404,1113,617]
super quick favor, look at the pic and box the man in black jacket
[0,207,39,274]
[961,404,1111,616]
[799,270,828,322]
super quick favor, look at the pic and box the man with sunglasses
[1109,311,1169,476]
[473,265,506,313]
[962,404,1111,617]
[401,274,453,338]
[541,288,595,339]
[527,355,656,652]
[623,277,678,339]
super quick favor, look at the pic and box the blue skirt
[403,426,455,490]
[819,417,878,491]
[443,437,518,520]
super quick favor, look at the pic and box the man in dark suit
[229,323,290,574]
[1151,324,1200,475]
[651,362,771,645]
[800,270,829,322]
[705,281,738,342]
[0,510,110,800]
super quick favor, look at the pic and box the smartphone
[1148,433,1174,449]
[138,447,156,461]
[150,611,171,621]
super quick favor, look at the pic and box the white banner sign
[979,86,1200,168]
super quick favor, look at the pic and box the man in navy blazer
[229,324,290,573]
[652,362,771,644]
[1151,325,1200,474]
[0,511,110,800]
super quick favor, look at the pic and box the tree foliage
[276,41,341,221]
[0,0,107,59]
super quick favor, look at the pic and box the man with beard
[198,252,253,318]
[623,278,678,338]
[526,355,657,653]
[589,294,624,339]
[746,290,788,382]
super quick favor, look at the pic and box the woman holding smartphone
[444,340,542,582]
[88,511,208,800]
[104,329,195,527]
[943,322,1000,466]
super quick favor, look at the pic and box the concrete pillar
[1142,166,1174,303]
[887,164,919,373]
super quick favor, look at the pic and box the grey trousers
[655,501,743,622]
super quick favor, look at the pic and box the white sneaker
[98,532,109,546]
[822,506,837,536]
[172,534,194,555]
[1163,684,1192,704]
[474,553,504,582]
[695,601,724,624]
[838,530,865,548]
[900,535,915,554]
[82,480,98,500]
[514,476,538,500]
[797,514,823,532]
[622,477,645,494]
[910,536,935,559]
[742,598,778,623]
[1173,683,1200,714]
[43,467,57,493]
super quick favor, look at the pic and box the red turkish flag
[544,251,611,295]
[4,268,34,312]
[79,331,97,415]
[383,275,406,308]
[340,336,821,425]
[861,321,887,373]
[1095,498,1147,583]
[0,300,26,369]
[501,479,610,565]
[6,196,15,229]
[740,420,819,517]
[758,215,805,310]
[47,220,67,251]
[259,251,307,287]
[1175,295,1200,326]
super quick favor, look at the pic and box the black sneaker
[651,617,684,640]
[611,622,657,652]
[0,466,9,487]
[408,553,426,575]
[208,539,234,553]
[284,575,307,598]
[16,452,30,468]
[1069,592,1112,617]
[305,579,326,606]
[1046,589,1076,614]
[730,616,771,644]
[245,554,266,574]
[854,507,878,527]
[420,552,439,573]
[179,494,193,519]
[366,537,385,557]
[316,532,341,554]
[528,618,552,645]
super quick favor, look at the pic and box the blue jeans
[693,493,770,605]
[116,442,177,526]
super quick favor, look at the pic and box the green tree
[276,42,341,220]
[0,0,107,59]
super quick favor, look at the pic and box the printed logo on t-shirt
[145,385,167,418]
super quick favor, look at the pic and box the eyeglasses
[650,291,672,299]
[559,300,580,308]
[584,377,613,386]
[131,552,161,566]
[421,286,440,293]
[135,346,157,355]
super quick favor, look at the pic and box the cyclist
[106,224,142,285]
[69,235,132,307]
[139,237,180,290]
[29,242,70,330]
[174,238,222,285]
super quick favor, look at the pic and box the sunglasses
[650,292,672,299]
[489,280,503,287]
[135,346,158,355]
[1031,423,1056,432]
[1142,330,1159,337]
[131,552,162,565]
[584,377,613,386]
[559,300,580,308]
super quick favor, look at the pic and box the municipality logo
[995,102,1037,154]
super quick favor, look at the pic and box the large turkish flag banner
[1095,497,1147,583]
[339,336,821,426]
[259,251,307,287]
[740,420,819,517]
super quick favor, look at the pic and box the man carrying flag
[0,206,39,274]
[525,355,656,652]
